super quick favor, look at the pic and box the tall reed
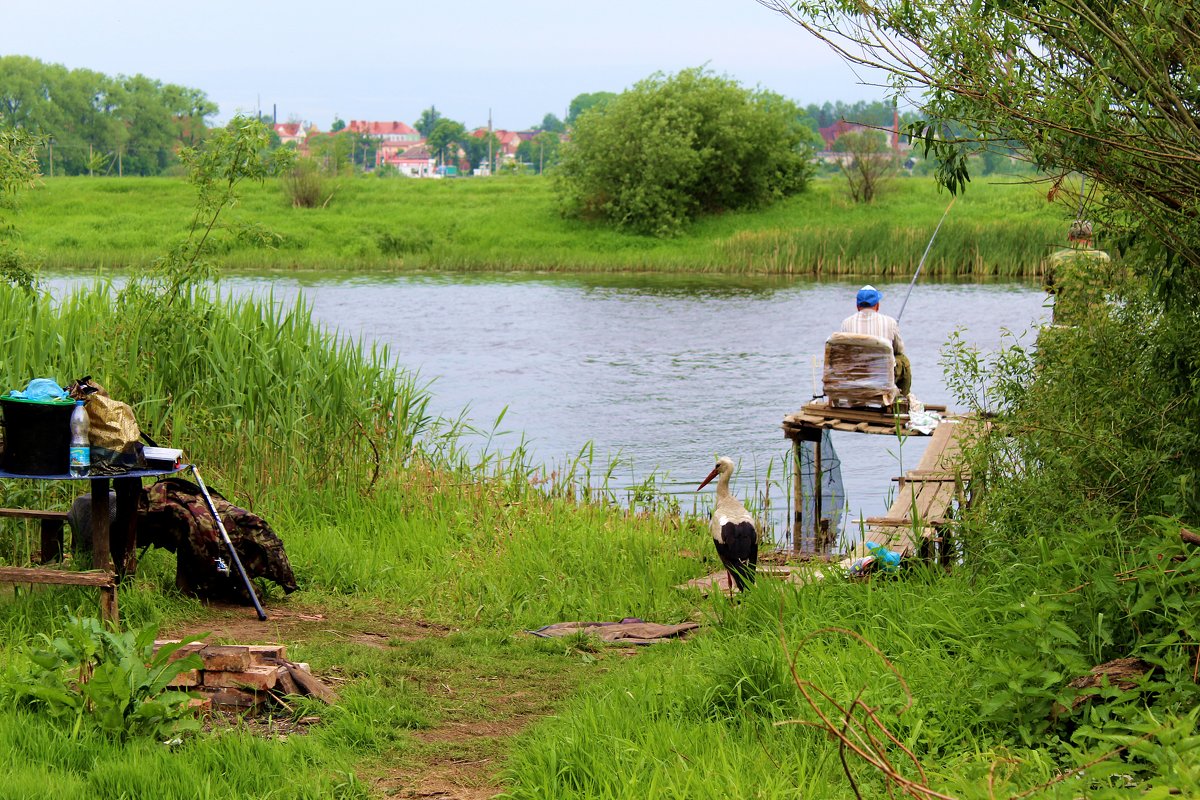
[0,280,432,502]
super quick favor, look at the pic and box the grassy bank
[0,273,1195,798]
[17,174,1067,275]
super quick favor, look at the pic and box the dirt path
[163,599,592,800]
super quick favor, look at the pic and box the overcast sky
[1,0,894,131]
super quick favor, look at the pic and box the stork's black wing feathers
[713,520,758,591]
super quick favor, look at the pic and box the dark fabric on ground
[138,478,298,603]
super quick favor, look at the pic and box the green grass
[0,236,1190,798]
[13,174,1069,275]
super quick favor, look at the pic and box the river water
[51,272,1048,542]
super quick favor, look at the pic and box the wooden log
[275,667,300,697]
[287,664,339,704]
[1181,528,1200,547]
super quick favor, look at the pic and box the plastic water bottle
[68,400,90,477]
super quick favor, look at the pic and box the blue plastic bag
[8,378,68,402]
[866,542,902,574]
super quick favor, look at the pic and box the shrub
[283,157,335,209]
[0,616,203,740]
[555,67,815,237]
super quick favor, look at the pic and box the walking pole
[897,195,957,322]
[190,465,268,621]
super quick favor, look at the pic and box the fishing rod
[896,195,957,322]
[190,464,268,621]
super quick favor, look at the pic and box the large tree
[565,92,616,126]
[835,129,895,203]
[0,56,215,176]
[537,113,566,133]
[761,0,1200,301]
[516,131,562,174]
[555,68,814,236]
[413,106,443,138]
[425,118,466,167]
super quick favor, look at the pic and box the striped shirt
[840,309,905,355]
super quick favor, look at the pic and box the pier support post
[792,438,803,552]
[814,433,825,552]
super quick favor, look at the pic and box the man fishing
[840,285,912,396]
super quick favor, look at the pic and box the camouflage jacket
[139,478,298,603]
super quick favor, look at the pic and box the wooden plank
[0,508,68,520]
[915,423,964,473]
[862,525,919,557]
[0,567,116,587]
[892,473,967,483]
[803,405,907,426]
[864,517,949,528]
[99,585,118,625]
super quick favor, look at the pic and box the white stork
[697,456,758,593]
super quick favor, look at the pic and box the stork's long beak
[697,465,720,491]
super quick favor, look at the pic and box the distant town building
[386,145,436,178]
[348,121,423,170]
[347,120,420,143]
[273,122,314,149]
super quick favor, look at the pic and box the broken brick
[203,665,284,691]
[199,645,252,672]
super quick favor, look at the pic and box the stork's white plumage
[697,456,758,593]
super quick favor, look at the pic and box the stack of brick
[155,641,338,712]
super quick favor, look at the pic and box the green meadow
[18,173,1067,275]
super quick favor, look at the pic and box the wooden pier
[782,400,973,561]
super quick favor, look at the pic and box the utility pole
[488,108,493,176]
[48,139,53,178]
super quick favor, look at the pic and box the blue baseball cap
[856,285,881,307]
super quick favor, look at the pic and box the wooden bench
[0,507,119,624]
[0,566,117,623]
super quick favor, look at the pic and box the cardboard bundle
[823,333,899,408]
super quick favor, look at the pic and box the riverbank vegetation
[20,173,1065,276]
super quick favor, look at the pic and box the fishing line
[896,195,957,322]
